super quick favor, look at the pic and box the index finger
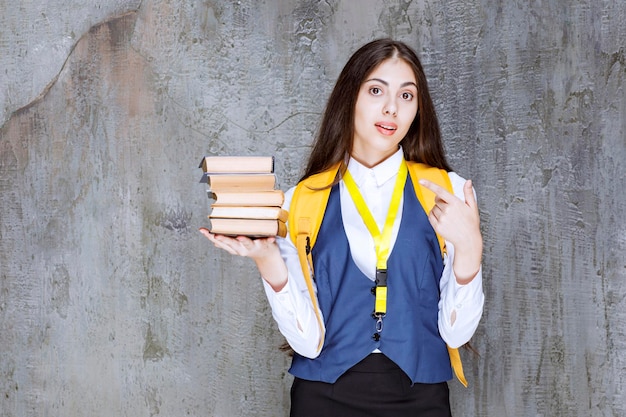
[418,179,455,202]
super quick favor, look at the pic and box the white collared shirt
[263,148,484,358]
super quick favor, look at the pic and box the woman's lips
[375,122,398,135]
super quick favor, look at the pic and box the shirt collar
[346,147,404,187]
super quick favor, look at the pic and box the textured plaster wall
[1,1,625,416]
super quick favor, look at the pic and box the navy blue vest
[289,176,452,384]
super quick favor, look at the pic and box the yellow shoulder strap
[288,163,341,248]
[288,162,341,354]
[406,161,468,387]
[406,161,452,257]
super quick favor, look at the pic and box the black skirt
[290,353,452,417]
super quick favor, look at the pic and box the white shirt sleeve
[437,172,485,348]
[260,186,324,359]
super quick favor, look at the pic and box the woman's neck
[350,147,399,168]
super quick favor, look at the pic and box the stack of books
[199,156,287,238]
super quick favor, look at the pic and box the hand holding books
[199,156,287,238]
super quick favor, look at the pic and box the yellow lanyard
[342,160,408,334]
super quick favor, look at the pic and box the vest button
[370,286,376,295]
[372,333,381,341]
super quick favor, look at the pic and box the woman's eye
[370,87,382,95]
[401,92,414,100]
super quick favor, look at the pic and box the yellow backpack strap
[406,162,452,257]
[288,163,341,354]
[407,161,468,387]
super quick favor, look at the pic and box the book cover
[199,155,274,173]
[208,218,287,238]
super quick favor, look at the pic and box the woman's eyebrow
[365,78,417,88]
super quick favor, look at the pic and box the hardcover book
[208,218,287,238]
[205,173,276,191]
[199,155,274,174]
[209,206,288,222]
[208,190,285,207]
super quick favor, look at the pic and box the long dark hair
[301,38,451,182]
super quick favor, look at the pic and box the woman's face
[352,58,418,167]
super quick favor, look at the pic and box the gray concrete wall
[1,1,624,416]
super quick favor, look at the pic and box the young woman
[200,38,484,417]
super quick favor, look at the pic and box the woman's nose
[383,100,397,116]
